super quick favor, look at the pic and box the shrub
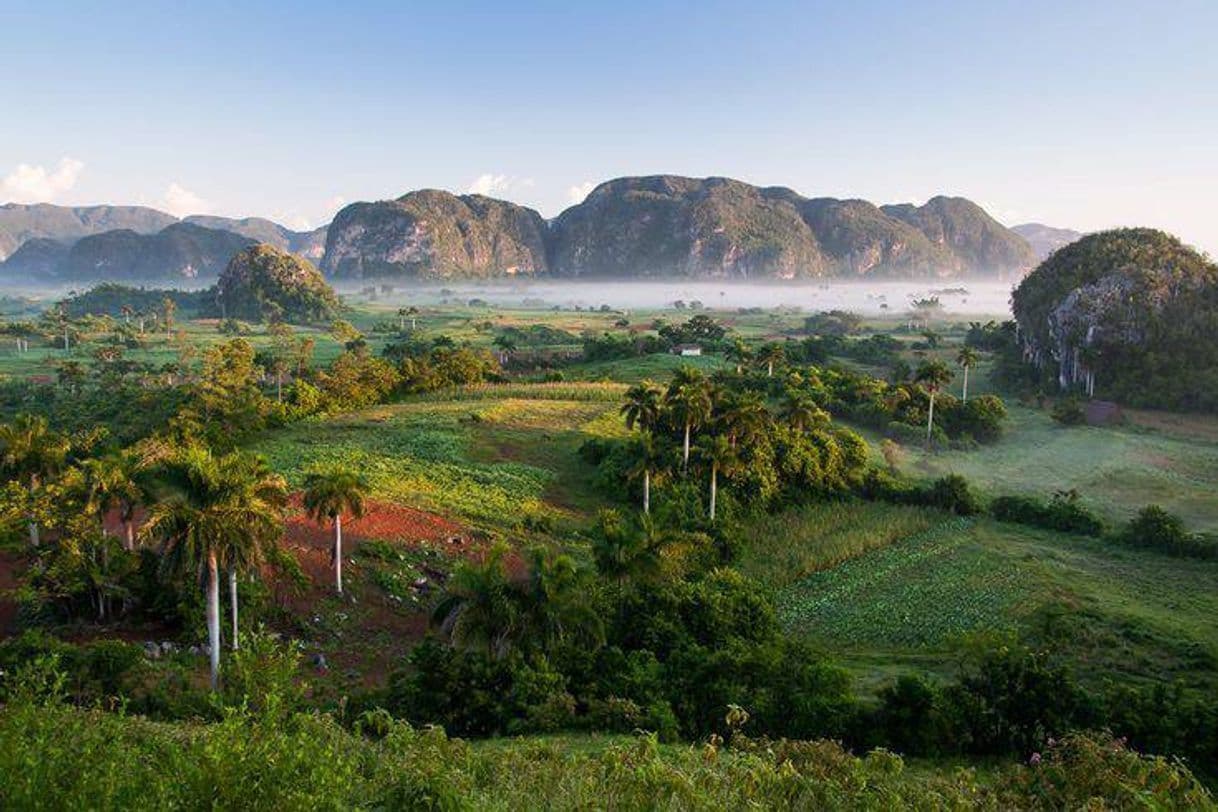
[1120,505,1218,558]
[990,493,1104,536]
[925,475,981,516]
[1051,397,1086,425]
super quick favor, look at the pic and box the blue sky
[1,0,1215,251]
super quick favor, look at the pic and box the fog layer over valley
[338,279,1016,317]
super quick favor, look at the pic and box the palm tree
[431,543,517,657]
[141,447,287,689]
[591,509,665,586]
[621,380,662,432]
[756,342,786,377]
[406,306,420,330]
[162,297,177,340]
[724,339,751,374]
[75,452,143,549]
[696,434,739,522]
[914,360,954,445]
[513,548,604,655]
[718,390,769,448]
[302,467,369,595]
[665,366,712,472]
[781,394,827,432]
[956,346,978,403]
[397,307,410,331]
[0,414,70,546]
[626,434,665,515]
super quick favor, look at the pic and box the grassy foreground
[0,695,1210,811]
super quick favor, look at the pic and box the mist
[334,279,1017,318]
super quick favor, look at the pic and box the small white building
[673,344,703,357]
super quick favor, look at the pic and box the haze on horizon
[1,0,1215,254]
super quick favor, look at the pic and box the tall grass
[1,699,1209,810]
[737,501,938,588]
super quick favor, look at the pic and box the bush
[1051,397,1087,425]
[925,475,981,516]
[1120,505,1218,558]
[990,493,1105,536]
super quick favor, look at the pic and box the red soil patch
[282,496,464,554]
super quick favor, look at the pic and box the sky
[1,0,1216,252]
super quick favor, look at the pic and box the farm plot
[776,518,1042,647]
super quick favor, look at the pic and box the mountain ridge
[326,175,1037,280]
[2,177,1049,282]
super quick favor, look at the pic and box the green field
[894,404,1218,532]
[247,386,626,530]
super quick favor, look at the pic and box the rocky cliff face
[61,223,256,283]
[1012,228,1218,391]
[549,176,825,278]
[322,190,549,279]
[0,203,177,262]
[322,176,1038,280]
[880,196,1035,275]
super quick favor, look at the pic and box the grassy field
[895,403,1218,532]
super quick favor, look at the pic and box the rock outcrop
[322,190,549,279]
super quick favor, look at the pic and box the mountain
[1012,223,1084,261]
[184,216,328,259]
[323,176,1037,280]
[1012,228,1218,409]
[0,203,177,261]
[549,176,824,278]
[880,196,1036,274]
[60,223,256,283]
[211,244,340,323]
[323,189,549,279]
[0,238,72,280]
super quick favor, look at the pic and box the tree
[621,380,662,433]
[590,509,667,586]
[625,433,665,515]
[665,366,712,472]
[915,360,954,445]
[431,544,517,657]
[781,394,827,432]
[696,434,740,522]
[142,447,287,689]
[756,343,786,377]
[718,391,769,447]
[302,467,369,595]
[492,335,517,365]
[0,415,70,546]
[74,451,144,550]
[956,346,979,403]
[162,297,177,340]
[724,339,751,374]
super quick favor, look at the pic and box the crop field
[895,404,1218,532]
[736,501,939,587]
[247,388,626,530]
[772,517,1218,689]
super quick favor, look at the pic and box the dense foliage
[209,244,341,324]
[1012,228,1218,411]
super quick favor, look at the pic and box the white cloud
[567,180,596,204]
[161,183,212,217]
[0,157,85,203]
[466,174,534,198]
